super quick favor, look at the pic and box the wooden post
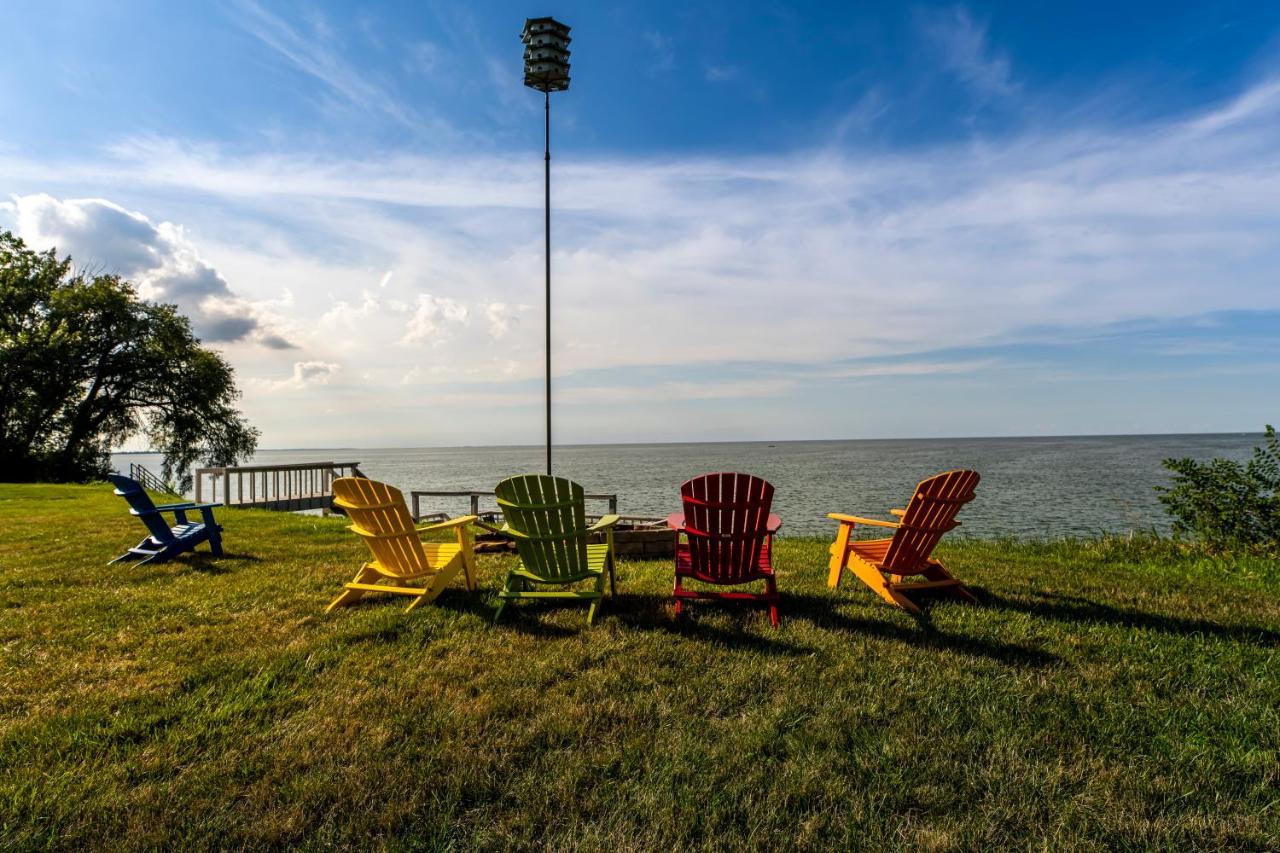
[470,494,480,517]
[412,493,420,522]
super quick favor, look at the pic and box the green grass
[1,483,1278,850]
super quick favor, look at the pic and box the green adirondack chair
[492,474,620,625]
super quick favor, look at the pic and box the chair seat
[843,537,891,561]
[366,542,463,578]
[841,537,940,576]
[511,543,611,584]
[422,541,463,566]
[675,542,774,584]
[151,522,206,545]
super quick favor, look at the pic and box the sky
[2,0,1279,448]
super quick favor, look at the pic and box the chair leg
[827,523,853,589]
[326,564,378,613]
[207,526,223,557]
[673,575,685,619]
[921,561,978,604]
[766,576,779,628]
[493,574,515,623]
[459,528,478,591]
[137,546,177,566]
[848,557,923,615]
[109,537,151,564]
[587,568,606,625]
[409,561,462,612]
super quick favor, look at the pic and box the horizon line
[111,428,1265,455]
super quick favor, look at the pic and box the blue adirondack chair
[107,474,224,564]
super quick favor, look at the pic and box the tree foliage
[1158,426,1280,551]
[0,230,258,489]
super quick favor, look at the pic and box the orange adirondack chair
[326,477,477,613]
[827,470,979,614]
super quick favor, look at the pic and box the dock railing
[127,462,180,497]
[194,461,364,511]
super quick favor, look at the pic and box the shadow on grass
[611,592,819,656]
[608,590,1056,667]
[331,588,498,644]
[119,550,260,580]
[180,551,262,574]
[325,583,1061,667]
[780,591,1061,668]
[982,590,1280,648]
[331,586,494,618]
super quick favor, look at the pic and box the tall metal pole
[544,89,552,475]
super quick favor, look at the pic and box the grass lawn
[1,483,1278,850]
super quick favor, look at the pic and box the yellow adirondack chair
[827,470,979,614]
[326,477,477,613]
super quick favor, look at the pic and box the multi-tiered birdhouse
[521,17,571,92]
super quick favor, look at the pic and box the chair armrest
[827,513,900,529]
[489,524,526,540]
[766,513,782,534]
[666,512,686,531]
[889,508,906,517]
[587,514,621,532]
[416,515,477,534]
[154,499,202,512]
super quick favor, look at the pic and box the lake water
[113,433,1260,538]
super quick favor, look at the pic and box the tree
[0,230,258,490]
[1158,426,1280,551]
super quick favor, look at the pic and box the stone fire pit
[474,519,674,559]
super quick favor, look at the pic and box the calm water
[114,434,1258,538]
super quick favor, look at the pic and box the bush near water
[1160,425,1280,552]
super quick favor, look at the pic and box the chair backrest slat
[882,470,980,574]
[108,474,176,543]
[680,472,774,583]
[496,475,590,581]
[333,477,428,577]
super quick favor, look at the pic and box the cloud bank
[3,68,1279,443]
[4,193,292,347]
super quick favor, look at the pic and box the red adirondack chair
[667,472,783,627]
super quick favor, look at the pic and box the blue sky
[2,1,1278,447]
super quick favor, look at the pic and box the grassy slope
[0,483,1277,851]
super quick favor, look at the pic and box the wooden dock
[194,461,365,511]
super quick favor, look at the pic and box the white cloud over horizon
[3,69,1280,445]
[2,193,293,347]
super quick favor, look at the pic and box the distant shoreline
[112,430,1262,455]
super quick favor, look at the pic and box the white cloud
[484,302,526,339]
[252,360,341,389]
[644,31,675,74]
[230,0,433,136]
[916,5,1017,98]
[401,294,469,345]
[320,289,380,333]
[7,193,291,347]
[404,40,442,75]
[560,379,794,405]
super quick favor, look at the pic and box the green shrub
[1158,425,1280,551]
